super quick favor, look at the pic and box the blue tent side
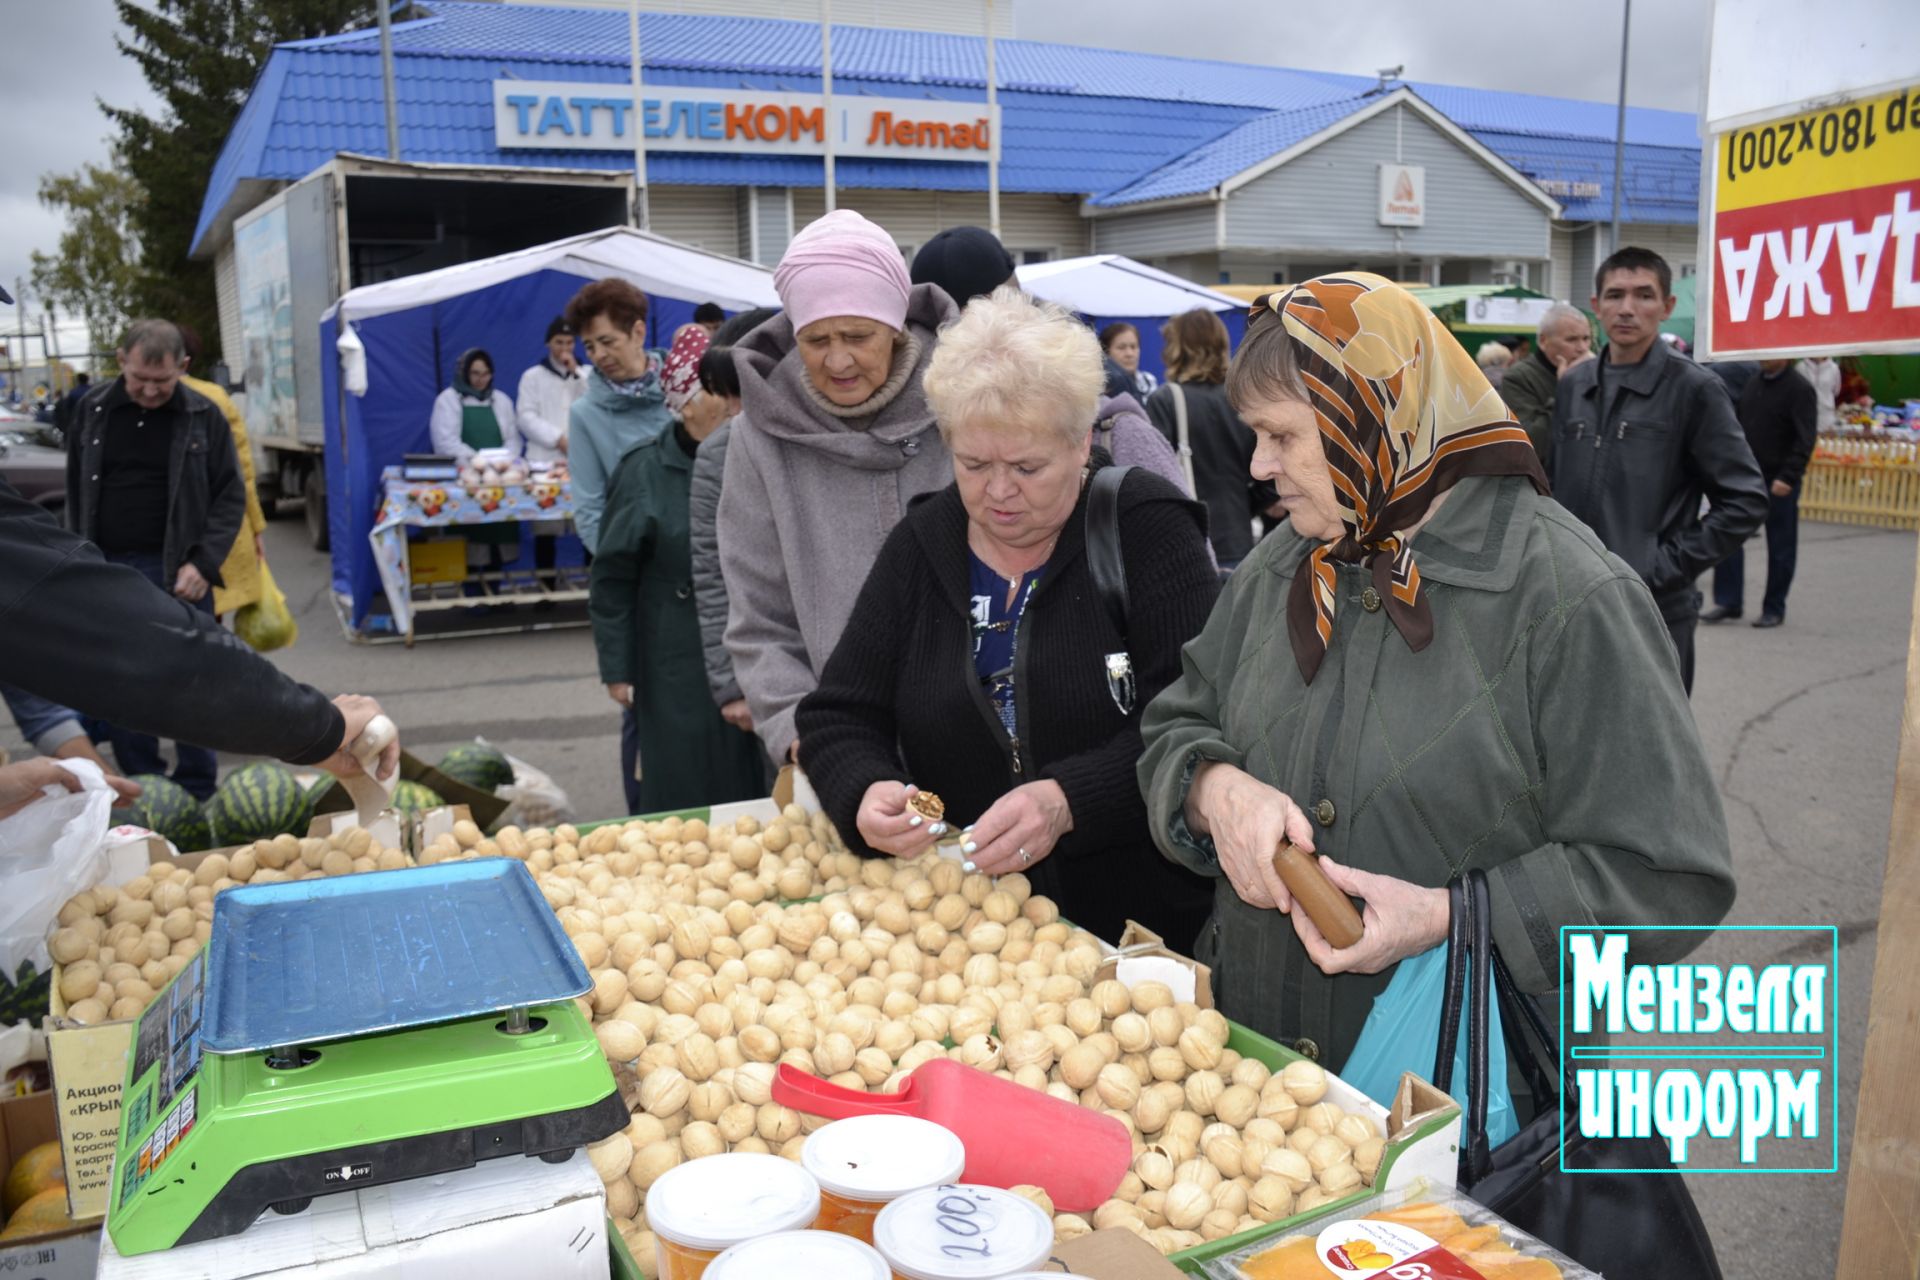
[323,268,706,635]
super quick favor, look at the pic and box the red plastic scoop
[773,1059,1130,1211]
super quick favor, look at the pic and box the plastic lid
[872,1184,1055,1280]
[706,1230,892,1280]
[644,1153,821,1250]
[802,1116,968,1203]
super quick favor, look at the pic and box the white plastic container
[706,1230,891,1280]
[645,1153,821,1280]
[872,1184,1055,1280]
[802,1116,968,1245]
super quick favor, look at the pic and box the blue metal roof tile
[194,1,1705,256]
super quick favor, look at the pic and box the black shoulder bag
[1085,464,1137,716]
[1434,870,1724,1278]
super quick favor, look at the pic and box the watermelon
[124,774,214,853]
[392,780,444,814]
[206,763,312,845]
[437,742,513,792]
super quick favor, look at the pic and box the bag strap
[1168,382,1196,496]
[1462,869,1494,1185]
[1431,878,1471,1093]
[1085,465,1132,641]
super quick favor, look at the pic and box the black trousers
[1667,613,1696,695]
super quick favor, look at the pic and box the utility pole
[629,0,650,231]
[985,0,1000,240]
[1609,0,1631,256]
[821,0,836,213]
[376,0,401,159]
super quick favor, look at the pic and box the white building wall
[214,241,244,367]
[790,190,1089,261]
[647,185,741,255]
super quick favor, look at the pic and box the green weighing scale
[105,858,628,1256]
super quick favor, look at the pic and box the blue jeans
[2,682,87,755]
[1712,479,1799,620]
[93,550,220,799]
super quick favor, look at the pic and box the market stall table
[369,467,585,643]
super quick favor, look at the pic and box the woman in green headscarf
[430,348,523,462]
[1137,273,1735,1072]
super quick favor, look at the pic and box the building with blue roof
[198,0,1705,392]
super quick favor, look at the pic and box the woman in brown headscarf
[1136,273,1734,1071]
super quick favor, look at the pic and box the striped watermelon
[206,763,312,845]
[437,742,513,792]
[123,774,214,853]
[392,780,444,814]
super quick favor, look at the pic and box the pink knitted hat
[773,209,912,335]
[661,323,710,412]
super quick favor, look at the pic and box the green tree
[30,163,144,363]
[103,0,373,362]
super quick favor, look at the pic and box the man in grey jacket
[1551,248,1767,693]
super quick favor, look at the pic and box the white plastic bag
[0,760,115,973]
[493,753,575,829]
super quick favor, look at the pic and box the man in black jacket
[2,474,396,781]
[66,319,244,797]
[1551,247,1768,693]
[1702,360,1819,628]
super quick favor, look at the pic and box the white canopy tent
[326,226,780,326]
[1015,254,1244,317]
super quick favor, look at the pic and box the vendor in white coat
[429,348,522,463]
[516,318,587,464]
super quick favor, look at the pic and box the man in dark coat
[65,318,244,797]
[1551,248,1767,694]
[1702,360,1819,628]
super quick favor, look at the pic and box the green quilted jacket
[1137,474,1736,1071]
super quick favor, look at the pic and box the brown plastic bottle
[1271,841,1365,949]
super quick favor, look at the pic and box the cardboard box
[309,752,510,832]
[1044,1229,1187,1278]
[1095,920,1215,1010]
[95,1148,608,1279]
[0,1090,103,1280]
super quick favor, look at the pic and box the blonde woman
[1145,309,1271,570]
[797,288,1219,946]
[1476,339,1514,390]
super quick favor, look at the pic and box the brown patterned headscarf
[1246,273,1548,683]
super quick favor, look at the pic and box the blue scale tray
[200,860,590,1054]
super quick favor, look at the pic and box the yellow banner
[1714,83,1920,213]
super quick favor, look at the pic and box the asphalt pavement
[6,508,1913,1280]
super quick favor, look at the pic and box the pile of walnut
[46,829,408,1025]
[455,805,1385,1267]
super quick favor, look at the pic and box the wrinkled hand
[1551,350,1596,379]
[856,781,947,857]
[1771,478,1792,497]
[962,780,1073,875]
[606,683,633,710]
[1189,762,1315,911]
[173,563,209,602]
[719,699,753,732]
[320,694,400,781]
[1289,859,1449,976]
[0,759,140,820]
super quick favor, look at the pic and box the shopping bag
[1340,939,1517,1148]
[234,560,298,652]
[0,759,115,973]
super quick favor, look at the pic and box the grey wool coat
[718,284,961,763]
[1137,474,1737,1070]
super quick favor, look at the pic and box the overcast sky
[4,0,1704,359]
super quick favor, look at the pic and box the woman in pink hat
[717,209,961,766]
[591,323,766,813]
